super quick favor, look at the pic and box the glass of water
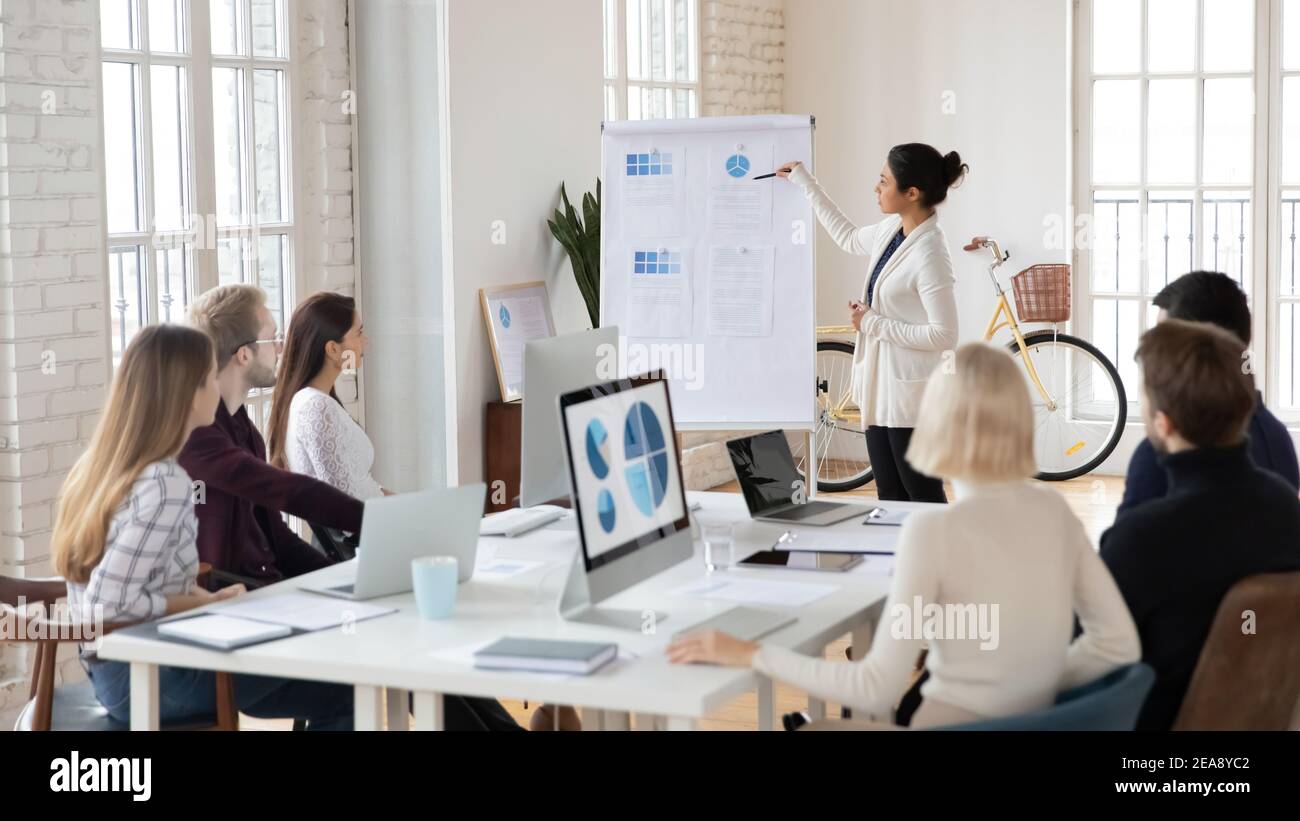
[702,521,735,572]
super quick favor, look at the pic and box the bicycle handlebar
[964,236,1009,267]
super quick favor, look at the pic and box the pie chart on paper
[725,154,751,178]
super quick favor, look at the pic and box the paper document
[627,248,693,338]
[211,592,397,632]
[707,142,774,234]
[621,146,685,237]
[707,245,775,337]
[669,577,835,608]
[772,528,899,555]
[849,554,896,577]
[475,557,548,578]
[488,293,553,398]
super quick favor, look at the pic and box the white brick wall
[0,0,360,726]
[700,0,784,117]
[0,0,108,722]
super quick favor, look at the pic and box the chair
[2,571,239,731]
[928,663,1155,731]
[1173,571,1300,730]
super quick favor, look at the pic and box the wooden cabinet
[483,400,522,513]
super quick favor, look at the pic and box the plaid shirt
[67,459,199,628]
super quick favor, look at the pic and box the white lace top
[284,387,385,501]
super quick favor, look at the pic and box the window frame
[98,0,301,389]
[604,0,702,121]
[1072,0,1285,421]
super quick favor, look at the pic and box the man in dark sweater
[1101,319,1300,730]
[1117,272,1298,516]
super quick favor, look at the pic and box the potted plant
[547,180,601,328]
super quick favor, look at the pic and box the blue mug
[411,556,459,620]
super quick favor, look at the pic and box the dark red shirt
[179,401,364,583]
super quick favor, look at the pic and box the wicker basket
[1011,264,1071,323]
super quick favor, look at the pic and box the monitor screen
[559,377,688,571]
[726,430,802,513]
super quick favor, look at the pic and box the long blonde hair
[906,342,1038,482]
[52,325,214,583]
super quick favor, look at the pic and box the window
[603,0,699,121]
[100,0,294,398]
[1077,0,1300,422]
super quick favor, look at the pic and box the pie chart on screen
[596,489,616,533]
[585,418,611,479]
[623,401,670,517]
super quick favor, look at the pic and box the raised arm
[786,163,880,256]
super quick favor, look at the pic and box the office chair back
[310,523,357,562]
[929,663,1155,731]
[1173,571,1300,731]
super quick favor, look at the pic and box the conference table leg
[385,687,409,731]
[354,685,384,731]
[129,662,160,731]
[758,677,776,731]
[412,691,445,731]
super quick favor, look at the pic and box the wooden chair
[1173,571,1300,730]
[2,569,239,731]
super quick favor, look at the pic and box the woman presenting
[778,144,967,503]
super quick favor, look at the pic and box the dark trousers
[865,426,947,503]
[87,658,521,731]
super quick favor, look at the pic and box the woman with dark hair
[267,291,389,499]
[777,144,968,503]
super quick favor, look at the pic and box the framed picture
[479,281,557,403]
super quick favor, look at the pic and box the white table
[99,491,932,731]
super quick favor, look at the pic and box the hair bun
[943,151,969,188]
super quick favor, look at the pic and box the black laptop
[725,431,864,526]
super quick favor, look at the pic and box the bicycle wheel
[792,340,874,492]
[1008,331,1127,481]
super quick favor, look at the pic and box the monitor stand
[557,553,667,632]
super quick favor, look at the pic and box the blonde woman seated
[667,343,1141,729]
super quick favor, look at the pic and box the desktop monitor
[520,327,621,507]
[556,375,692,629]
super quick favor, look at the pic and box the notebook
[156,614,292,650]
[473,637,619,675]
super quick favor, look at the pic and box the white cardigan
[789,164,959,428]
[752,480,1141,722]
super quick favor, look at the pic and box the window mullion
[190,0,219,296]
[137,3,160,326]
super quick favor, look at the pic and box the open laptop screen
[726,430,803,514]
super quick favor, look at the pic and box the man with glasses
[181,284,363,586]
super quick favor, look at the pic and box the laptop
[301,483,487,601]
[725,431,863,526]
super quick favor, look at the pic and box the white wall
[354,0,450,493]
[444,0,603,485]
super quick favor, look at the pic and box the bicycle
[796,237,1126,491]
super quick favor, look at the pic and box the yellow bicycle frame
[983,293,1058,412]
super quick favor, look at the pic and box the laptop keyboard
[769,501,836,520]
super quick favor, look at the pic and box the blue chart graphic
[498,304,511,329]
[725,154,751,178]
[585,418,610,480]
[623,402,670,517]
[634,250,682,275]
[626,151,674,177]
[596,489,617,533]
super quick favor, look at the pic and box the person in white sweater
[267,291,389,500]
[776,145,964,504]
[667,343,1141,729]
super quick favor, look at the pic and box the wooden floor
[244,474,1127,731]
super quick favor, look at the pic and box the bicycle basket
[1011,264,1072,323]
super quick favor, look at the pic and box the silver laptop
[302,483,487,601]
[726,431,863,526]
